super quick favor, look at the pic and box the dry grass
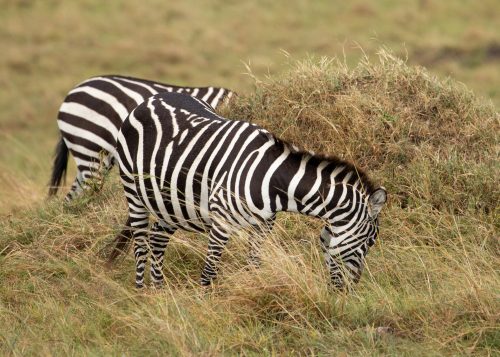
[1,52,499,355]
[224,50,499,214]
[1,0,499,355]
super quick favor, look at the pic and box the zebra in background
[48,75,234,201]
[108,92,387,289]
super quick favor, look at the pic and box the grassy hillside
[1,0,499,355]
[2,52,499,355]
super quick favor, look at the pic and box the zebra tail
[48,137,69,196]
[107,217,134,265]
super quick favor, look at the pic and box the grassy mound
[224,49,499,214]
[1,51,498,355]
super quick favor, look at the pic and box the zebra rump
[49,75,235,201]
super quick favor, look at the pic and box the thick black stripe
[59,112,116,147]
[59,128,107,155]
[71,150,100,164]
[65,91,122,128]
[111,77,156,99]
[77,78,138,111]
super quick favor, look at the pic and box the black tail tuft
[107,217,134,265]
[48,137,69,196]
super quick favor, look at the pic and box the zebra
[108,92,387,289]
[48,75,234,201]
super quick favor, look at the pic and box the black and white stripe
[110,92,387,289]
[48,75,234,201]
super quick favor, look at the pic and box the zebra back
[50,75,234,199]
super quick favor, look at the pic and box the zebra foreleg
[149,221,176,287]
[200,222,231,286]
[247,218,275,268]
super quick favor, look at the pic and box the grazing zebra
[109,92,387,289]
[48,75,234,201]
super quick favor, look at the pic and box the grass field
[1,1,499,355]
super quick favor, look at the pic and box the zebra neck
[270,150,361,218]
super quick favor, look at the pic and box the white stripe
[309,173,336,216]
[210,123,250,193]
[72,157,100,170]
[124,192,143,207]
[178,129,189,145]
[68,86,129,119]
[160,142,174,189]
[170,123,214,229]
[210,88,225,108]
[112,77,158,96]
[153,83,174,92]
[66,142,100,159]
[147,98,177,227]
[287,155,311,212]
[275,195,282,211]
[301,161,329,205]
[260,146,291,213]
[59,102,119,138]
[225,131,262,225]
[158,99,179,137]
[200,121,240,220]
[121,180,136,192]
[185,121,232,223]
[94,77,144,105]
[129,111,156,216]
[243,140,276,216]
[58,121,116,153]
[117,130,134,170]
[201,87,214,102]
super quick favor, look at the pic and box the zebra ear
[368,187,387,218]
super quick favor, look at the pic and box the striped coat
[49,75,234,201]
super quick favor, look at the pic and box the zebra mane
[277,138,377,195]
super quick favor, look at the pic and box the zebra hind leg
[65,154,114,202]
[149,221,176,288]
[247,219,275,268]
[131,213,150,289]
[64,169,86,202]
[200,220,231,286]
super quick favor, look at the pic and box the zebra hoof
[135,283,144,289]
[200,276,214,287]
[200,280,211,287]
[152,281,165,289]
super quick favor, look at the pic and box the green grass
[1,1,499,355]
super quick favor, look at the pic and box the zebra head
[320,187,387,289]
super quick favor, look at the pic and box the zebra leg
[200,222,231,286]
[64,169,85,202]
[65,154,114,202]
[247,218,275,268]
[131,212,150,289]
[149,220,176,287]
[125,195,150,288]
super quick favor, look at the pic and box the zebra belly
[136,169,212,232]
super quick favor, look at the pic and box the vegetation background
[0,0,498,355]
